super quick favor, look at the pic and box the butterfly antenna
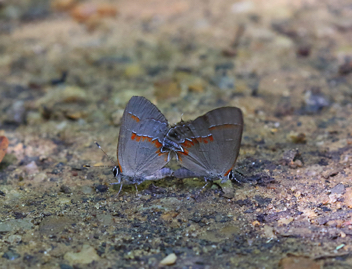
[94,141,116,166]
[83,163,114,169]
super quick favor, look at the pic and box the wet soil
[1,0,352,268]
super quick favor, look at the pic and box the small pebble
[2,249,20,260]
[81,185,93,194]
[0,219,33,232]
[6,100,26,124]
[188,82,204,93]
[56,121,68,130]
[64,245,100,265]
[33,172,47,182]
[95,184,108,193]
[280,149,302,167]
[87,110,105,123]
[279,256,320,269]
[154,79,181,101]
[24,161,39,175]
[60,185,71,194]
[222,48,237,57]
[304,89,329,114]
[159,253,177,266]
[289,159,303,169]
[219,180,235,199]
[65,111,84,120]
[338,57,352,75]
[231,1,255,13]
[7,189,21,200]
[124,64,143,78]
[71,3,117,23]
[289,132,306,144]
[51,0,77,11]
[322,168,340,179]
[62,86,88,103]
[26,111,43,125]
[174,72,204,93]
[7,235,22,244]
[330,183,345,195]
[296,45,311,57]
[211,72,235,90]
[39,216,73,235]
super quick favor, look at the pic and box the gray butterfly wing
[171,107,243,179]
[117,96,169,178]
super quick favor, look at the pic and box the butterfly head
[112,165,120,178]
[220,170,235,184]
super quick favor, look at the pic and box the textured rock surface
[0,0,352,268]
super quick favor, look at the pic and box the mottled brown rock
[0,136,9,163]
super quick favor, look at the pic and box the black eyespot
[112,166,119,177]
[228,170,234,180]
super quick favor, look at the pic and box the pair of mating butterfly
[103,96,243,193]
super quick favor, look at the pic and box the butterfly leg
[116,182,123,197]
[193,178,211,199]
[134,184,140,197]
[201,178,209,190]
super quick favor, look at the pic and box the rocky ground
[1,0,352,268]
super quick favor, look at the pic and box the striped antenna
[83,163,114,168]
[94,141,116,166]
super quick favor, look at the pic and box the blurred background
[1,0,352,268]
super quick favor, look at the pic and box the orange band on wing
[131,133,164,153]
[117,158,123,173]
[155,149,165,156]
[209,124,235,131]
[183,135,213,146]
[224,168,232,176]
[178,149,189,156]
[130,114,140,122]
[183,140,194,148]
[152,139,162,148]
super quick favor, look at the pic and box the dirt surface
[1,0,352,268]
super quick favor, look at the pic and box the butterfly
[111,96,172,193]
[162,107,243,183]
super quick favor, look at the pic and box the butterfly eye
[112,166,119,177]
[227,170,234,180]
